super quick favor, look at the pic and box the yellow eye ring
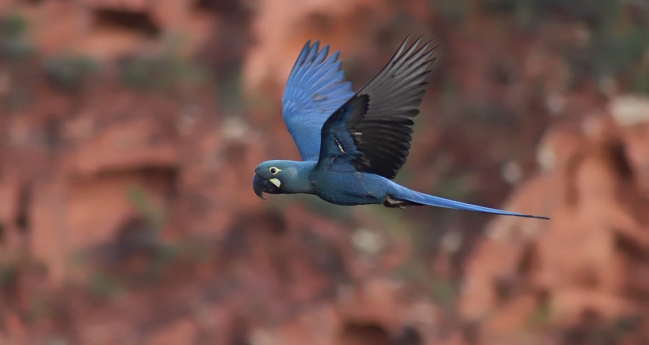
[269,167,281,175]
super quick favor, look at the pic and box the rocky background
[0,0,648,344]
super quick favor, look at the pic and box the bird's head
[253,160,293,199]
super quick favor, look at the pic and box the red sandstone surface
[0,0,648,344]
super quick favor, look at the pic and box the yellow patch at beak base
[269,178,281,188]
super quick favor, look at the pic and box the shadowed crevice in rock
[93,9,160,37]
[15,184,31,234]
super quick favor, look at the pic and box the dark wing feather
[318,37,437,178]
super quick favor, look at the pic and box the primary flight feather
[253,37,549,220]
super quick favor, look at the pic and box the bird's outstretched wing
[282,41,355,161]
[317,37,437,178]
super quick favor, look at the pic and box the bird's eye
[269,167,280,175]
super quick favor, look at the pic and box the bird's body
[254,160,386,205]
[312,169,387,206]
[253,37,548,220]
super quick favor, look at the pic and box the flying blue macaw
[253,37,548,220]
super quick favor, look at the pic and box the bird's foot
[383,195,419,209]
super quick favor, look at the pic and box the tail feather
[389,183,549,220]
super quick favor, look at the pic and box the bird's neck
[282,160,317,194]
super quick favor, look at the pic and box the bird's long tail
[388,183,549,220]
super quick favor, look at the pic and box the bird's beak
[253,174,268,199]
[253,174,281,199]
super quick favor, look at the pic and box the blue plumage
[253,37,549,220]
[282,41,355,161]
